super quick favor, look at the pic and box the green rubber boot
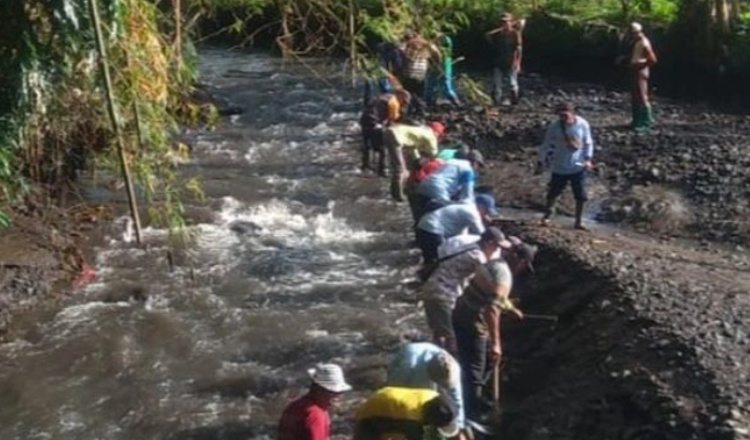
[633,106,650,133]
[644,104,655,128]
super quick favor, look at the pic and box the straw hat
[308,364,352,393]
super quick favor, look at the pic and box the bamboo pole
[88,0,143,245]
[173,0,183,69]
[348,0,357,87]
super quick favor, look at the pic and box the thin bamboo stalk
[348,0,357,87]
[173,0,183,69]
[88,0,143,245]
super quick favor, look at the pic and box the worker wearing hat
[537,102,594,230]
[452,237,536,417]
[420,227,512,354]
[353,387,461,440]
[278,364,352,440]
[486,13,523,106]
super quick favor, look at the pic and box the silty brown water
[0,48,425,440]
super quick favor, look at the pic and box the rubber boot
[630,105,639,129]
[633,106,649,133]
[511,90,520,105]
[644,104,655,128]
[574,200,587,230]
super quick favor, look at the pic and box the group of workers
[363,17,656,131]
[276,16,658,440]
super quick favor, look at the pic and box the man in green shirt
[452,237,537,417]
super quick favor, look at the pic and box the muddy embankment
[0,207,104,340]
[492,223,750,440]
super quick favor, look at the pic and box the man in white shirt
[415,194,498,266]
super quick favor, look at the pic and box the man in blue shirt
[537,102,594,230]
[415,151,485,222]
[415,194,498,265]
[387,342,465,432]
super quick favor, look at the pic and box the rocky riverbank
[440,73,750,246]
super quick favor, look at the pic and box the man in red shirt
[278,364,352,440]
[404,121,447,226]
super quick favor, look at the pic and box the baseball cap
[475,194,499,216]
[428,121,446,139]
[508,236,538,272]
[424,395,460,438]
[308,364,352,393]
[480,226,512,248]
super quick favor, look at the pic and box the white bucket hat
[308,364,352,393]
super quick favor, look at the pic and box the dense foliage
[0,0,201,236]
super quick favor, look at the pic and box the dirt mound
[496,221,750,440]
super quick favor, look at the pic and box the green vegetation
[1,0,747,238]
[188,0,749,95]
[0,0,202,240]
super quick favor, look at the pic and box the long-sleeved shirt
[417,202,485,238]
[538,116,594,175]
[417,159,476,203]
[387,342,465,429]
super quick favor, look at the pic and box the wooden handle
[492,363,501,413]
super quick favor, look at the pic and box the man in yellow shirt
[384,122,444,202]
[353,387,460,440]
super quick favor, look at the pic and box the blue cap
[475,194,499,216]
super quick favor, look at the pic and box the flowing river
[0,49,424,440]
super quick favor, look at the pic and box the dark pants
[405,180,421,227]
[361,126,385,174]
[401,77,426,114]
[415,228,443,265]
[547,170,588,202]
[453,311,488,418]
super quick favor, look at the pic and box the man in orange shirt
[359,89,411,175]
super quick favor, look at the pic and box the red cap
[429,121,446,138]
